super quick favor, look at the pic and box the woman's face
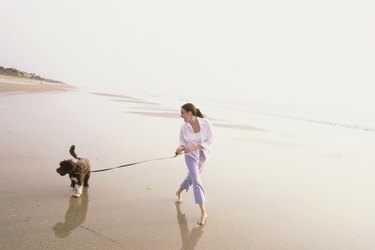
[180,108,191,122]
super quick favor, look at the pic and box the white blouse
[179,117,214,162]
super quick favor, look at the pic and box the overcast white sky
[1,0,374,112]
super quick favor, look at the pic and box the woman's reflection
[176,202,204,250]
[53,187,89,238]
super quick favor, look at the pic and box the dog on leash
[57,145,91,197]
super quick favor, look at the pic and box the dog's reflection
[176,203,204,250]
[53,188,89,238]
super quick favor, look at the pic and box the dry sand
[1,79,375,249]
[0,75,73,93]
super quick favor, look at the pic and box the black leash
[90,154,179,173]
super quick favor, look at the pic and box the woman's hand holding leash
[175,145,185,155]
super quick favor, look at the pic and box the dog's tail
[69,145,80,160]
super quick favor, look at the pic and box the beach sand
[1,78,375,249]
[0,75,73,93]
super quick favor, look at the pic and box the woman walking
[175,103,213,225]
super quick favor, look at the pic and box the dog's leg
[70,176,78,188]
[70,176,79,198]
[73,185,83,197]
[84,172,90,187]
[72,174,85,198]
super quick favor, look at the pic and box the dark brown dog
[57,145,91,197]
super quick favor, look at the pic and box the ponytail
[181,103,205,118]
[195,108,204,118]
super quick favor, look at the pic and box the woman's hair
[181,103,204,118]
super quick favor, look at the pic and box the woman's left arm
[200,120,213,150]
[185,145,203,153]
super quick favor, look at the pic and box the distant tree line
[0,66,64,84]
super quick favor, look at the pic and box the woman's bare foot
[176,189,183,203]
[197,213,207,225]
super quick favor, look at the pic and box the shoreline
[0,74,73,93]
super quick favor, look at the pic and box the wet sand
[1,80,375,249]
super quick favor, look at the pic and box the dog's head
[57,160,76,176]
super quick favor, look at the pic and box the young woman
[175,103,213,225]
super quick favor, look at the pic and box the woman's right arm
[176,126,186,155]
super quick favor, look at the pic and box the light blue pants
[180,152,207,204]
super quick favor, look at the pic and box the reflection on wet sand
[91,92,159,105]
[176,203,204,250]
[212,122,265,131]
[90,92,138,100]
[53,188,89,238]
[127,111,179,119]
